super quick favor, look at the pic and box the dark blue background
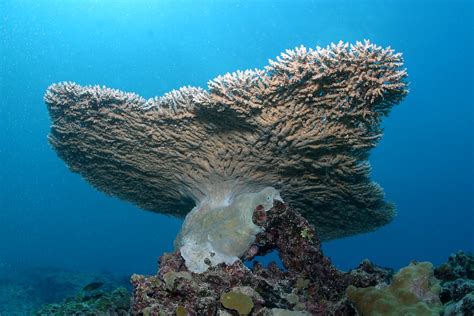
[1,0,473,275]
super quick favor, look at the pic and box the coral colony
[45,41,407,244]
[44,41,473,314]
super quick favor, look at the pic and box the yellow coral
[176,306,187,316]
[347,262,443,316]
[220,290,254,315]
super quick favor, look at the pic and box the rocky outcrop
[131,201,393,315]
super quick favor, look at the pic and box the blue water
[1,0,472,281]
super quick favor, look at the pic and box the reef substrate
[131,201,394,315]
[130,201,474,315]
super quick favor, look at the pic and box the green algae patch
[220,290,254,315]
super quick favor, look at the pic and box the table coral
[43,40,412,312]
[44,41,408,250]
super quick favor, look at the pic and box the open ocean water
[1,0,473,314]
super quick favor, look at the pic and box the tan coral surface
[347,262,443,315]
[44,41,408,240]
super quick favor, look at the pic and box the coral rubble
[35,287,130,315]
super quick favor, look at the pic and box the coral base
[131,201,392,315]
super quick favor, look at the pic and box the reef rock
[44,41,408,242]
[131,201,393,315]
[347,261,443,316]
[436,251,474,315]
